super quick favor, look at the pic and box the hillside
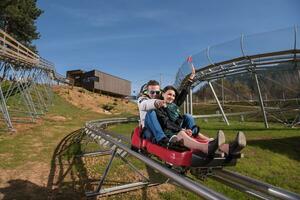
[53,85,138,116]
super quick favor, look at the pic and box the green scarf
[166,103,180,122]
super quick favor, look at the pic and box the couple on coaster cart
[137,64,246,158]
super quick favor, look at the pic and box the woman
[155,63,246,156]
[155,85,227,156]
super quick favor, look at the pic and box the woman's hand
[185,129,193,136]
[189,65,195,82]
[186,129,192,134]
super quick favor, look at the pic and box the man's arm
[138,96,166,111]
[138,96,157,111]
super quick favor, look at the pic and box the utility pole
[222,78,224,106]
[159,73,162,86]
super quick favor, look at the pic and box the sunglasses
[148,90,161,95]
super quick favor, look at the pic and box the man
[137,80,170,146]
[137,65,198,146]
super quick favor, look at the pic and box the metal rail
[212,169,300,200]
[84,117,300,200]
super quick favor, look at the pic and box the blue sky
[34,0,300,94]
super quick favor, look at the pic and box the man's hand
[154,100,166,108]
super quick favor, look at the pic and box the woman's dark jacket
[155,81,192,137]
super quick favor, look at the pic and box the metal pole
[186,94,190,114]
[189,88,193,115]
[253,73,269,128]
[183,100,187,114]
[222,78,224,106]
[0,85,14,130]
[159,73,162,86]
[208,81,229,125]
[95,148,117,193]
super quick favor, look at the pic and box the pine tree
[0,0,43,52]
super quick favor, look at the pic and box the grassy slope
[0,93,102,169]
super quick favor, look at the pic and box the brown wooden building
[66,69,131,97]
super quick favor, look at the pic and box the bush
[102,103,115,111]
[78,88,85,93]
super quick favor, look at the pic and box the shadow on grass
[0,129,88,200]
[46,129,163,200]
[46,129,89,200]
[0,179,48,200]
[248,136,300,162]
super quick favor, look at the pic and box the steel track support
[0,63,13,130]
[1,63,34,126]
[33,69,48,111]
[186,94,189,114]
[84,147,154,198]
[208,81,229,125]
[0,85,13,130]
[32,82,46,112]
[39,74,52,106]
[189,88,193,115]
[30,69,47,112]
[29,77,46,113]
[253,73,269,128]
[95,148,117,193]
[13,68,36,121]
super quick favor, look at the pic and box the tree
[0,0,43,52]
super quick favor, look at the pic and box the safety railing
[175,26,300,89]
[0,29,39,66]
[0,29,61,75]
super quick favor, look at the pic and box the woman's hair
[162,85,178,97]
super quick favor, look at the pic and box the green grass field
[0,90,299,200]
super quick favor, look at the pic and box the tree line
[194,67,300,104]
